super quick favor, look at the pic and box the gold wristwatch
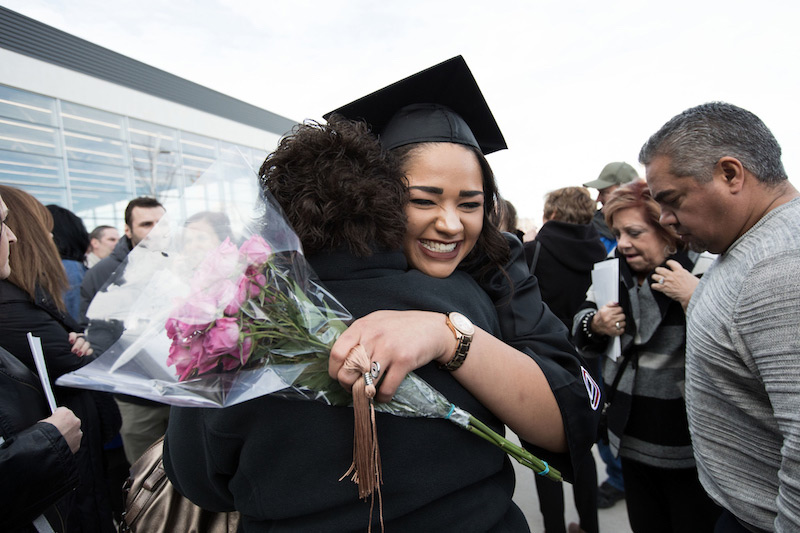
[439,312,475,371]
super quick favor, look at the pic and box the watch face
[450,312,475,335]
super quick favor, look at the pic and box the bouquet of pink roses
[159,232,357,407]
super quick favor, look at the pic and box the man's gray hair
[639,102,787,185]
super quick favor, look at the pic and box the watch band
[439,312,474,371]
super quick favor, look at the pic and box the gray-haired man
[641,102,800,533]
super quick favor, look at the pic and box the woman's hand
[68,332,93,357]
[329,310,455,403]
[651,259,699,311]
[591,303,627,337]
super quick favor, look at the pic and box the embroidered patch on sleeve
[581,366,601,411]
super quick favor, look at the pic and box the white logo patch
[581,366,601,411]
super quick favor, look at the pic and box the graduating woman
[165,57,599,532]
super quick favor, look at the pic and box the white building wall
[0,47,284,153]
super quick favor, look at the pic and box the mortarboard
[324,56,507,155]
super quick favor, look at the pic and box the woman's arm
[0,415,80,528]
[0,298,86,379]
[329,309,567,452]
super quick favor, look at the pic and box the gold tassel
[339,345,383,530]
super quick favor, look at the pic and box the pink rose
[203,317,241,357]
[165,317,181,341]
[206,278,238,310]
[166,317,205,342]
[171,295,218,330]
[191,238,242,291]
[244,266,268,292]
[224,270,268,315]
[167,336,204,381]
[221,354,241,371]
[223,274,249,315]
[221,332,254,371]
[239,235,272,266]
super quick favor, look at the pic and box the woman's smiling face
[402,143,484,278]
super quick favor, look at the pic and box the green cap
[583,162,638,190]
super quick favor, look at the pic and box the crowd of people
[1,54,798,533]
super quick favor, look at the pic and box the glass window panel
[0,149,64,189]
[10,183,68,208]
[181,131,218,159]
[60,101,124,140]
[67,159,131,194]
[181,153,216,185]
[73,192,131,227]
[64,131,127,166]
[131,148,178,178]
[128,118,178,153]
[251,149,267,170]
[0,118,60,156]
[133,174,181,199]
[182,180,223,214]
[0,85,57,126]
[133,150,181,199]
[219,141,250,163]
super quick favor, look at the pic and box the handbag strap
[529,241,542,275]
[601,351,636,414]
[122,437,168,529]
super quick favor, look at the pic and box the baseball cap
[324,56,507,155]
[583,162,639,190]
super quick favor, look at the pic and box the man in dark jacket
[79,197,165,326]
[79,196,168,465]
[526,187,607,330]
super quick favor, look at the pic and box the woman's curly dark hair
[259,115,408,257]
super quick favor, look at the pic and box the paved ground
[511,441,632,533]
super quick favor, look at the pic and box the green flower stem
[467,415,562,482]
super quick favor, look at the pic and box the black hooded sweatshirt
[524,220,607,330]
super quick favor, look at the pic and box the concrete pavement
[511,442,632,533]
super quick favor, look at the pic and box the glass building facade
[0,83,276,231]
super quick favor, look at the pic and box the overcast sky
[4,0,799,226]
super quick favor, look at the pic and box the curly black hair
[259,115,408,257]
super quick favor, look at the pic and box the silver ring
[615,322,621,330]
[370,361,380,379]
[659,276,665,284]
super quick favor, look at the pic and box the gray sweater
[686,197,800,532]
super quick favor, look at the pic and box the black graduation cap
[323,56,507,155]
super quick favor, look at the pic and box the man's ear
[715,157,745,194]
[124,225,132,239]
